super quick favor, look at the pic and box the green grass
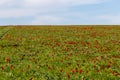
[0,26,120,80]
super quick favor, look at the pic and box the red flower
[29,78,33,80]
[106,64,111,68]
[86,70,89,74]
[5,57,11,63]
[71,69,75,75]
[76,68,78,72]
[66,73,70,79]
[28,65,30,69]
[79,69,83,74]
[0,66,4,70]
[10,65,14,70]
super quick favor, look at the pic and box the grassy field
[0,26,120,80]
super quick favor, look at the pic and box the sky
[0,0,120,25]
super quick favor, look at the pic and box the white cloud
[96,14,120,24]
[0,0,108,18]
[0,0,11,5]
[0,0,106,8]
[0,9,40,18]
[23,0,108,7]
[32,15,64,25]
[31,12,89,25]
[0,0,106,12]
[0,0,111,25]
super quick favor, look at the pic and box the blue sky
[0,0,120,25]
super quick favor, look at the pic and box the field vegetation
[0,26,120,80]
